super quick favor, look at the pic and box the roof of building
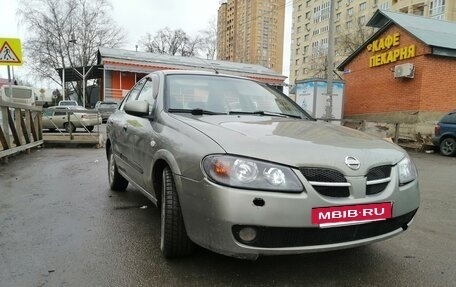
[338,10,456,70]
[367,10,456,49]
[97,47,287,84]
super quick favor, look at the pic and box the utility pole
[325,0,336,120]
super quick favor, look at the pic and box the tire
[86,126,94,132]
[160,166,194,258]
[64,122,76,133]
[440,137,456,156]
[108,146,128,191]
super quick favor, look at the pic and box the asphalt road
[0,147,455,287]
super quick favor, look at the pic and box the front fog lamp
[238,227,257,243]
[398,156,418,185]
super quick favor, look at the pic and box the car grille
[299,166,392,197]
[232,209,417,248]
[299,168,349,197]
[366,165,392,195]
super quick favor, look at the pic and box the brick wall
[343,25,456,118]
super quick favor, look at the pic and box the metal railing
[41,108,103,146]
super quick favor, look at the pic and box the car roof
[156,69,250,81]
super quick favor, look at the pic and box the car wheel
[108,146,128,191]
[440,137,456,156]
[64,122,76,133]
[160,166,194,258]
[86,126,94,132]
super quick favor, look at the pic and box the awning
[56,65,104,82]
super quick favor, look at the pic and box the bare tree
[17,0,126,105]
[303,18,375,80]
[140,27,202,57]
[199,17,217,59]
[335,18,375,57]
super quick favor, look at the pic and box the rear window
[440,112,456,124]
[4,87,33,99]
[100,103,118,108]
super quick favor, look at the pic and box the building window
[306,11,311,20]
[298,15,302,22]
[380,2,390,10]
[304,34,309,41]
[359,15,366,25]
[296,48,301,55]
[347,7,354,16]
[430,0,445,18]
[297,26,302,33]
[295,59,300,65]
[359,2,367,11]
[336,12,341,21]
[298,4,302,11]
[306,0,311,8]
[346,20,353,29]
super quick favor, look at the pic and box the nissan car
[105,70,420,260]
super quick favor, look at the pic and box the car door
[124,75,159,191]
[108,78,147,181]
[43,107,67,129]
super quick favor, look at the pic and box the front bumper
[176,167,420,259]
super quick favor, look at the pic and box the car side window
[120,78,147,110]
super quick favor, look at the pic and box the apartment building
[217,0,286,74]
[289,0,456,86]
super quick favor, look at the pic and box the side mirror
[124,100,149,117]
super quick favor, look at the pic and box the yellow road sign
[0,38,23,66]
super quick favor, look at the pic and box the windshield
[165,74,310,119]
[99,103,118,108]
[60,101,77,106]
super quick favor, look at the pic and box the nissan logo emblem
[345,156,360,170]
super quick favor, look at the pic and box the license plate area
[311,202,392,228]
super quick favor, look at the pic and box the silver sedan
[106,70,420,260]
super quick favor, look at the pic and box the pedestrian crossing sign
[0,38,23,66]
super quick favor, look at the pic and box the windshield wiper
[168,108,225,115]
[228,110,303,119]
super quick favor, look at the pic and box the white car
[42,106,101,132]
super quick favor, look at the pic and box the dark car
[433,110,456,156]
[105,70,419,260]
[95,101,119,122]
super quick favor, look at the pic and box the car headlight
[398,156,418,185]
[202,155,303,192]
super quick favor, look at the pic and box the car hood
[173,114,406,175]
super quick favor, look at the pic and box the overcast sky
[0,0,291,86]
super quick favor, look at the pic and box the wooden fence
[0,99,43,163]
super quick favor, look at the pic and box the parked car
[42,106,102,132]
[95,101,119,122]
[106,70,420,260]
[432,110,456,156]
[58,100,78,106]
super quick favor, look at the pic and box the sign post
[0,38,23,148]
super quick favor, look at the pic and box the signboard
[0,38,23,66]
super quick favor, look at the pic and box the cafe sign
[367,33,416,68]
